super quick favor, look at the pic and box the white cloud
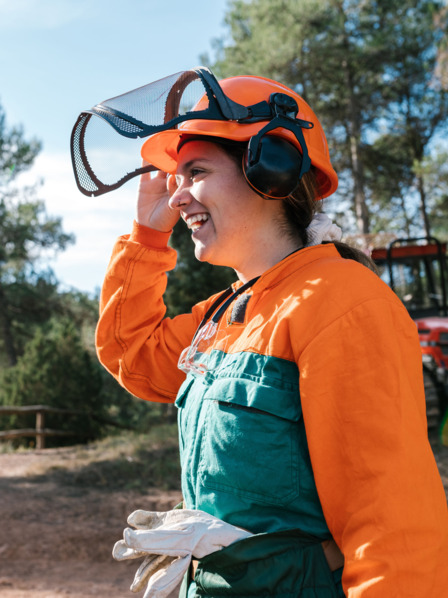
[17,149,138,293]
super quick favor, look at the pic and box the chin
[194,244,228,268]
[193,244,207,262]
[194,241,212,263]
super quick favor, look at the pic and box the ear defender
[242,92,314,199]
[243,136,305,199]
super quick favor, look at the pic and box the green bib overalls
[176,351,344,597]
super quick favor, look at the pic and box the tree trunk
[348,130,370,234]
[338,2,370,235]
[417,173,431,237]
[399,192,413,237]
[0,283,17,366]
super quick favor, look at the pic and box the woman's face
[169,140,292,280]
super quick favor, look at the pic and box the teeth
[187,214,209,230]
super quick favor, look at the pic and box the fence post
[36,410,45,450]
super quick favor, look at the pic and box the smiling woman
[91,68,448,598]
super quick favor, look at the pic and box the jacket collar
[232,243,341,294]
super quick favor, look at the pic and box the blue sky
[0,0,229,293]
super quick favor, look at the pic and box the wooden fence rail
[0,405,132,449]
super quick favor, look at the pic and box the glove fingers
[113,539,147,561]
[142,554,191,598]
[124,527,191,557]
[128,509,201,530]
[120,509,253,561]
[131,554,174,593]
[127,510,168,530]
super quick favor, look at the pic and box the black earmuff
[242,92,314,199]
[243,136,304,199]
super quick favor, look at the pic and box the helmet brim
[141,125,338,199]
[141,120,265,173]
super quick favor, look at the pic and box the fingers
[151,169,169,181]
[142,554,191,598]
[113,539,148,561]
[167,174,178,196]
[123,527,191,557]
[130,554,173,592]
[127,510,165,529]
[138,169,168,190]
[127,509,198,530]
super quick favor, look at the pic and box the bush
[0,317,105,446]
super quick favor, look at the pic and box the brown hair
[283,170,377,272]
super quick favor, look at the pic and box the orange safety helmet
[141,75,338,199]
[70,68,337,199]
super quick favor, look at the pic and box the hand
[119,508,252,558]
[136,164,179,232]
[113,509,252,598]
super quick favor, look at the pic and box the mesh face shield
[70,67,263,197]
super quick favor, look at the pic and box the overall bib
[176,350,345,597]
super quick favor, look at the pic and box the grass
[7,424,182,493]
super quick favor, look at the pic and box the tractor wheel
[423,366,445,429]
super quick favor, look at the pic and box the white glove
[125,553,188,598]
[113,509,252,598]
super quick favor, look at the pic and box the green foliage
[0,193,75,366]
[0,318,105,447]
[206,0,448,238]
[413,148,448,238]
[0,104,75,368]
[164,221,236,316]
[0,102,111,447]
[368,0,448,237]
[362,132,416,235]
[0,189,74,274]
[435,5,448,88]
[0,105,41,184]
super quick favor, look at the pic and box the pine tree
[0,104,74,366]
[206,0,448,238]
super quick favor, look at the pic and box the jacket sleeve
[96,222,204,403]
[299,297,448,597]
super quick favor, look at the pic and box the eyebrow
[178,157,212,174]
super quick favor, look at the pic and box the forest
[1,0,447,446]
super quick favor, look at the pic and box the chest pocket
[198,375,302,506]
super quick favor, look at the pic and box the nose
[168,175,192,210]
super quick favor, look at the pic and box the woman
[96,74,448,597]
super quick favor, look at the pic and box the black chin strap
[191,276,260,343]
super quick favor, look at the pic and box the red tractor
[371,237,448,429]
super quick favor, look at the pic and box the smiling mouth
[186,214,209,232]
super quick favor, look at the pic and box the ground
[0,436,183,598]
[0,431,447,598]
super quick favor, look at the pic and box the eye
[189,167,204,180]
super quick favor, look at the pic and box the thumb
[142,554,191,598]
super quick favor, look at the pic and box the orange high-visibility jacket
[97,222,448,597]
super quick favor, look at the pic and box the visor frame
[70,67,269,196]
[70,68,337,199]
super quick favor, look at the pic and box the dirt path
[0,447,182,598]
[0,434,447,598]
